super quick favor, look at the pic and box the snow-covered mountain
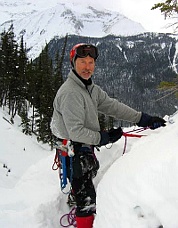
[0,0,145,58]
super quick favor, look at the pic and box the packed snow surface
[1,107,178,227]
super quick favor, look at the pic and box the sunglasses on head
[76,44,99,59]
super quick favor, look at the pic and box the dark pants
[66,145,99,217]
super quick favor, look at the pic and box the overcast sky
[68,0,177,33]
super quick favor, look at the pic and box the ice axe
[122,128,148,154]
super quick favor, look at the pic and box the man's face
[75,55,95,80]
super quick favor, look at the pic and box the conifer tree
[26,60,37,133]
[0,26,68,147]
[53,34,67,94]
[17,36,28,115]
[152,0,178,19]
[152,0,178,99]
[0,24,19,120]
[0,29,10,107]
[0,38,3,106]
[34,43,54,144]
[20,105,32,135]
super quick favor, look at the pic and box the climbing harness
[53,127,148,227]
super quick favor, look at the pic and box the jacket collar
[68,69,94,89]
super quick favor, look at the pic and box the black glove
[99,127,123,146]
[137,113,166,130]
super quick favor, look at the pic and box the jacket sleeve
[96,85,142,124]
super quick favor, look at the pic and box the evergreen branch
[155,87,178,101]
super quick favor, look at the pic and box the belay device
[52,139,74,192]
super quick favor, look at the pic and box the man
[51,43,166,228]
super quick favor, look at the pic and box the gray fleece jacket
[51,70,142,145]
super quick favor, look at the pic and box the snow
[1,105,178,228]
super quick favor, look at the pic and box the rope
[52,149,61,170]
[122,127,149,155]
[60,206,77,227]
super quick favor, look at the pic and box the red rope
[52,149,61,170]
[123,132,145,138]
[122,127,148,155]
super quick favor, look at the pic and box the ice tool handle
[122,127,148,155]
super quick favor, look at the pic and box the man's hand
[137,113,166,129]
[99,127,123,146]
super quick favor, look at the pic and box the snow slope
[1,105,178,228]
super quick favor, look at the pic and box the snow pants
[67,144,99,217]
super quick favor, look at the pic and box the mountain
[0,1,145,58]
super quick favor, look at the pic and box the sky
[1,105,178,228]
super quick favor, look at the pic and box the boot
[76,215,94,228]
